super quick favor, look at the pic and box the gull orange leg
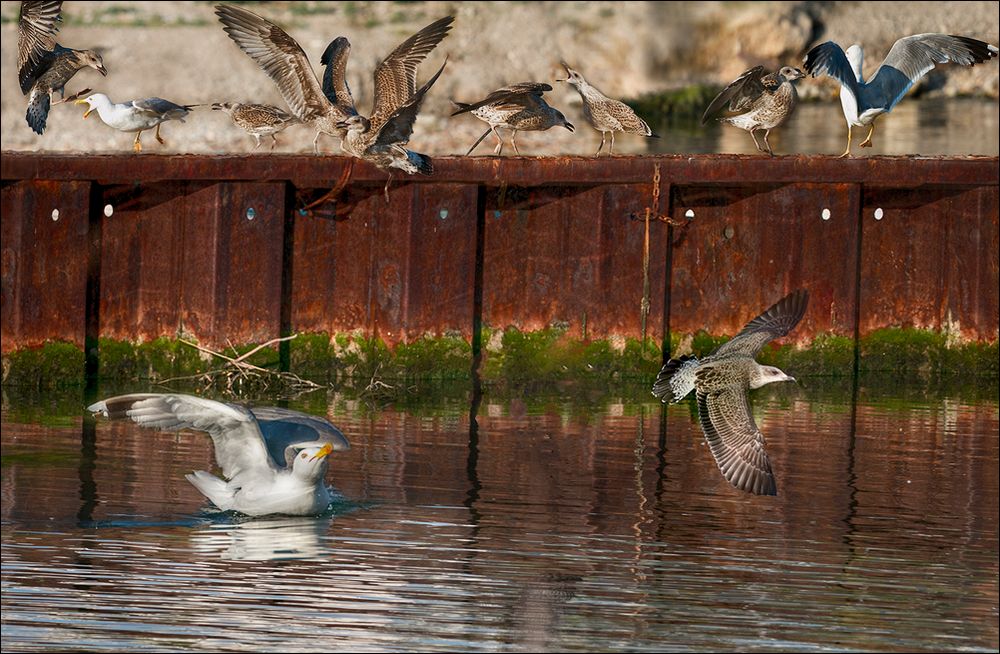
[838,124,853,158]
[133,131,143,153]
[859,123,875,148]
[155,123,165,145]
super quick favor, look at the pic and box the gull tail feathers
[185,471,236,511]
[652,355,699,403]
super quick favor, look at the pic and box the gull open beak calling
[310,443,334,461]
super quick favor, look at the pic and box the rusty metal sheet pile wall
[1,153,997,356]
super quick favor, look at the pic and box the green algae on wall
[2,328,997,388]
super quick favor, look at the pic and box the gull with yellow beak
[75,92,194,152]
[88,393,350,516]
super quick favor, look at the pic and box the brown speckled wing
[216,4,334,122]
[697,387,777,495]
[369,15,453,132]
[713,289,809,358]
[18,0,62,94]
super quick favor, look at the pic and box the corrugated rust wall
[2,153,997,356]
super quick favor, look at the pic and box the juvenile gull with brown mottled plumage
[557,61,657,156]
[652,289,809,496]
[702,65,804,156]
[451,82,575,156]
[212,102,299,151]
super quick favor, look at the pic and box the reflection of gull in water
[190,516,331,561]
[88,393,350,516]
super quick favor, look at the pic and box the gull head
[778,66,806,82]
[556,110,575,132]
[750,364,796,390]
[556,61,585,87]
[76,50,108,77]
[74,93,108,118]
[211,102,237,113]
[290,443,335,481]
[336,115,370,134]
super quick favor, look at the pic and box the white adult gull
[803,33,998,157]
[75,92,194,152]
[652,289,809,496]
[88,393,351,516]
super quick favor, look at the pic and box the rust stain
[1,154,997,353]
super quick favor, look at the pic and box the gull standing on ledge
[18,0,107,135]
[803,34,998,157]
[88,393,351,517]
[75,93,193,152]
[652,289,809,496]
[451,82,575,156]
[702,65,804,156]
[557,61,657,156]
[211,102,299,151]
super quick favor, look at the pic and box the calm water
[646,97,1000,157]
[2,377,998,652]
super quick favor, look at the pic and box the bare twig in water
[157,334,325,397]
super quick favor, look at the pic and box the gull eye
[301,453,308,459]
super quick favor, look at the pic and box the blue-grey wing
[867,34,999,112]
[252,407,351,468]
[803,41,860,96]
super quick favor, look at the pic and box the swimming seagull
[451,82,575,156]
[556,61,657,156]
[332,16,454,182]
[17,0,108,135]
[215,3,359,153]
[75,93,194,152]
[803,34,999,157]
[702,65,805,156]
[652,289,809,496]
[88,393,351,517]
[212,102,299,151]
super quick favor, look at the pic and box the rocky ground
[2,1,998,156]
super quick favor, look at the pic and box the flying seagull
[18,0,108,135]
[557,61,657,156]
[451,82,575,156]
[803,34,998,157]
[702,65,805,156]
[88,393,351,517]
[652,289,809,496]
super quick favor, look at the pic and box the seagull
[17,0,108,135]
[556,61,657,155]
[211,102,299,151]
[451,82,575,156]
[87,393,351,517]
[75,93,194,152]
[215,3,359,153]
[652,289,809,496]
[702,65,805,156]
[803,34,999,157]
[331,16,454,179]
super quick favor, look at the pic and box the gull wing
[451,82,552,116]
[320,36,356,111]
[88,393,276,480]
[803,42,861,97]
[368,15,453,131]
[713,289,809,358]
[371,58,447,149]
[251,406,351,468]
[215,3,333,121]
[865,34,999,112]
[696,387,777,495]
[702,66,767,124]
[133,97,190,117]
[18,0,62,94]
